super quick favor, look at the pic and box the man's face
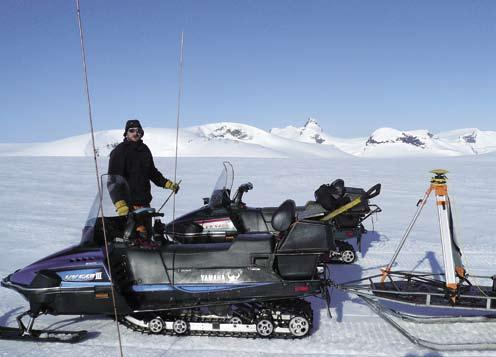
[126,127,142,142]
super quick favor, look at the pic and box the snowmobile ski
[0,310,89,343]
[0,326,88,343]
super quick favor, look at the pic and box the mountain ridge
[1,119,495,158]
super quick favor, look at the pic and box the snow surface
[1,156,496,356]
[1,119,495,158]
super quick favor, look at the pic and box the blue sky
[1,0,495,143]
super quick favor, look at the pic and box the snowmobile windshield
[80,175,130,247]
[209,162,234,208]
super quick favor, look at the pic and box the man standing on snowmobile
[108,119,180,223]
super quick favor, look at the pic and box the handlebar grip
[365,183,381,199]
[239,182,253,193]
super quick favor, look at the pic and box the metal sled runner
[339,170,496,351]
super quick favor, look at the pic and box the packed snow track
[1,156,496,356]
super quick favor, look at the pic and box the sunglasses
[127,128,142,135]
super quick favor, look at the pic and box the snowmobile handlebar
[233,182,253,206]
[122,208,164,241]
[132,207,164,218]
[364,183,381,200]
[238,182,253,193]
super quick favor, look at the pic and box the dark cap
[124,119,144,137]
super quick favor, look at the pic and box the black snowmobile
[0,174,335,342]
[165,162,381,264]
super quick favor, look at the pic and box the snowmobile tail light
[345,231,354,238]
[294,285,310,293]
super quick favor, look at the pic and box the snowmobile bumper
[1,275,25,298]
[1,274,130,316]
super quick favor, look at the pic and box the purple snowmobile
[1,174,336,342]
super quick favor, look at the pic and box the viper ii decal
[58,269,107,282]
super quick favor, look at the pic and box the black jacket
[108,139,168,206]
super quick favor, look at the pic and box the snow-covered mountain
[437,128,496,155]
[1,119,495,158]
[270,118,367,155]
[358,127,496,157]
[356,128,461,157]
[271,120,496,157]
[270,118,330,145]
[0,122,348,159]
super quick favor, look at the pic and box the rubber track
[119,299,312,339]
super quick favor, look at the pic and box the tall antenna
[172,31,184,222]
[75,1,124,355]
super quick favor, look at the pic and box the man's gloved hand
[114,200,130,216]
[165,180,180,194]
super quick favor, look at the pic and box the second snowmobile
[1,174,335,342]
[165,162,381,264]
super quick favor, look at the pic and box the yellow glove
[114,200,129,216]
[165,180,180,194]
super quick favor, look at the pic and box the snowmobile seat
[343,187,371,214]
[233,209,270,233]
[271,200,333,280]
[271,200,296,232]
[329,187,372,228]
[166,242,232,254]
[260,207,276,231]
[297,201,327,219]
[262,207,306,231]
[160,233,274,269]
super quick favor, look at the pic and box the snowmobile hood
[7,247,105,287]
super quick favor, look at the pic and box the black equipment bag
[314,179,350,211]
